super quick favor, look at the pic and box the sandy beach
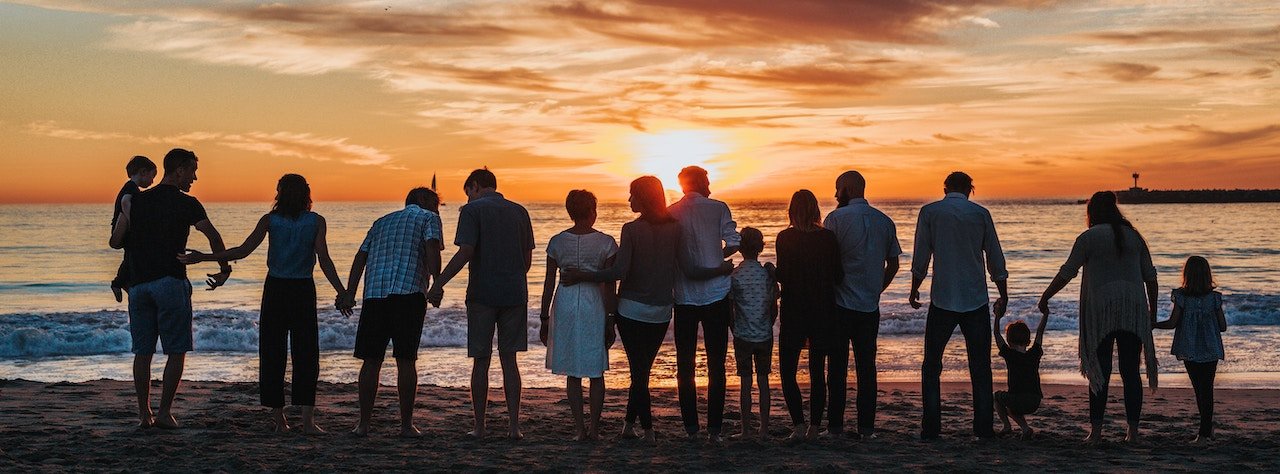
[2,379,1277,472]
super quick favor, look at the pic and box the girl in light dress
[1155,256,1227,442]
[538,190,618,441]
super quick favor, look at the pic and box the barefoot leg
[270,407,290,432]
[353,358,382,436]
[568,377,586,441]
[132,354,154,428]
[155,353,185,429]
[588,377,605,441]
[395,357,421,437]
[301,406,325,435]
[470,356,491,439]
[499,352,523,440]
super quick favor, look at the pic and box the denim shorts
[127,276,194,355]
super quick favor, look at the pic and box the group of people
[109,149,1227,445]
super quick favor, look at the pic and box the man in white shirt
[910,171,1008,440]
[823,170,901,439]
[668,166,740,443]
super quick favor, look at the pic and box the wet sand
[1,379,1278,471]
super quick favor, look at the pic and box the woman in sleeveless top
[180,174,348,434]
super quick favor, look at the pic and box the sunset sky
[1,1,1276,203]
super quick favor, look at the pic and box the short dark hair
[1005,321,1031,346]
[464,168,498,190]
[565,189,597,222]
[162,148,198,174]
[125,156,156,177]
[272,174,312,218]
[944,171,973,193]
[405,187,439,210]
[678,166,710,194]
[739,227,764,258]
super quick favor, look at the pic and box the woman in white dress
[538,190,618,441]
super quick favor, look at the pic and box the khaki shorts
[467,303,528,358]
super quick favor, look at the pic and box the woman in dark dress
[774,189,843,441]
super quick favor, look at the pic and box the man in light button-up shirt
[823,171,901,438]
[668,166,740,443]
[909,171,1008,440]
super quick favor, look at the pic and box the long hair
[1085,191,1137,254]
[630,176,673,224]
[788,189,822,230]
[1180,255,1216,296]
[272,174,312,218]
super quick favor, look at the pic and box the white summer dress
[545,230,618,378]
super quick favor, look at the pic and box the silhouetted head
[788,189,822,230]
[943,171,973,196]
[678,166,711,197]
[565,189,598,226]
[629,176,673,224]
[834,171,866,207]
[126,156,157,188]
[405,187,439,212]
[1180,255,1216,297]
[463,168,498,200]
[272,174,312,218]
[162,148,199,192]
[739,227,764,259]
[1085,191,1137,254]
[1005,321,1031,347]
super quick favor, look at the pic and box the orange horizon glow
[1,1,1277,204]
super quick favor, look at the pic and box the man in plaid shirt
[342,187,443,437]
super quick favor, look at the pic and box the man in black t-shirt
[110,148,232,429]
[993,311,1048,440]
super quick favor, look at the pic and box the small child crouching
[994,310,1048,440]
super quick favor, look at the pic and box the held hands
[425,284,444,308]
[909,288,923,309]
[335,292,356,317]
[718,259,735,275]
[993,296,1008,319]
[605,314,617,349]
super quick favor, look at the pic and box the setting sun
[630,129,730,194]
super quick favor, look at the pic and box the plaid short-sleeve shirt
[359,204,443,300]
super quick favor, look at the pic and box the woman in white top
[539,190,618,442]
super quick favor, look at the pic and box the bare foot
[154,413,181,430]
[1084,428,1103,444]
[786,426,806,444]
[643,429,657,444]
[573,430,587,442]
[615,423,640,441]
[137,415,155,430]
[399,425,423,438]
[303,423,327,436]
[1192,435,1214,443]
[707,433,724,446]
[1020,428,1036,440]
[998,426,1013,437]
[728,429,754,441]
[270,411,291,433]
[1123,427,1140,443]
[508,430,524,442]
[466,429,485,440]
[112,286,124,303]
[758,431,770,443]
[805,424,820,441]
[586,427,600,442]
[351,423,370,437]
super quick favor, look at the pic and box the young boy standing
[729,227,777,442]
[111,155,157,302]
[994,311,1048,439]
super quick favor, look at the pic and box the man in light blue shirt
[822,170,900,438]
[669,166,739,443]
[909,171,1009,439]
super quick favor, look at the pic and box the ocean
[1,200,1278,389]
